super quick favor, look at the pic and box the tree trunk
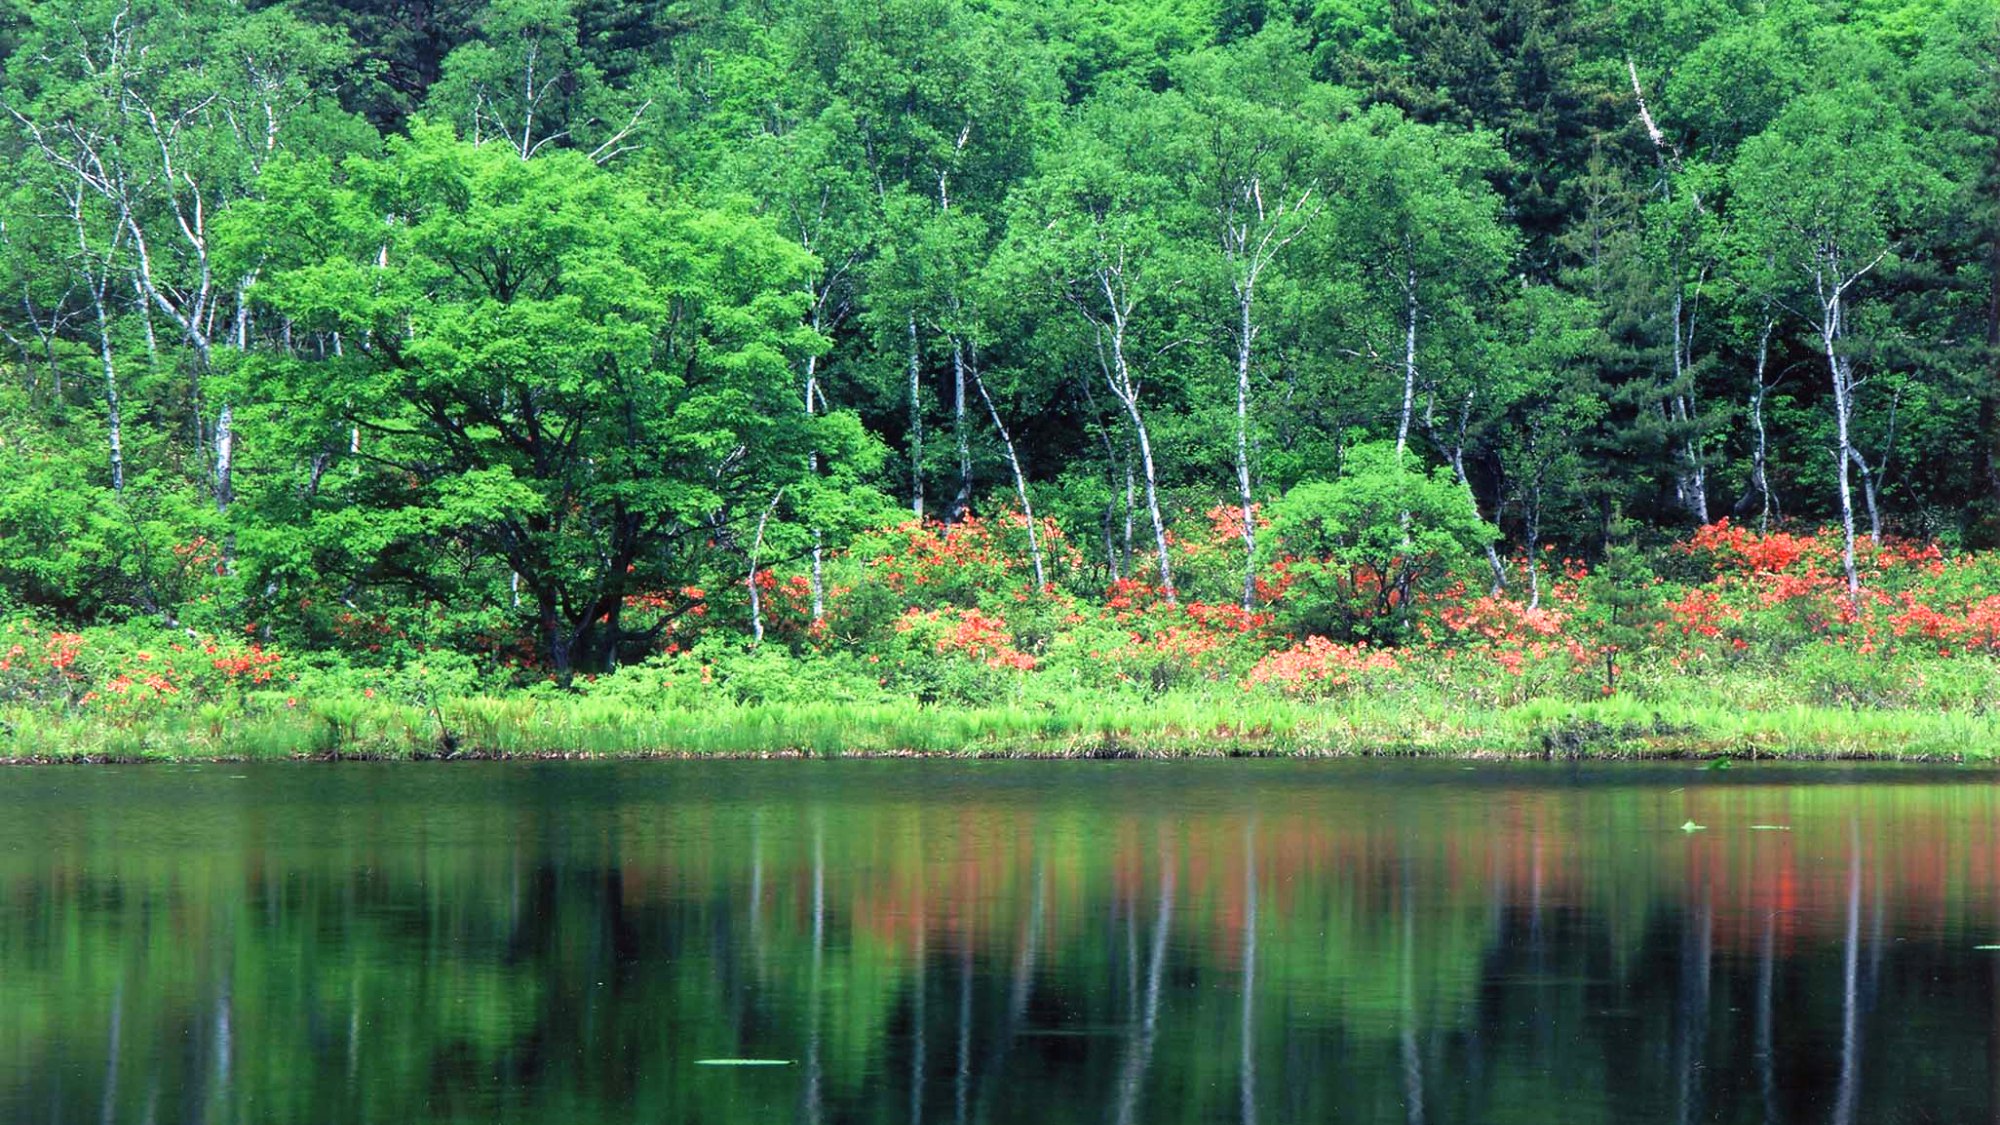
[805,339,825,623]
[1397,262,1418,457]
[86,270,124,497]
[909,312,925,518]
[132,274,160,373]
[1234,292,1259,609]
[66,196,125,496]
[747,490,783,646]
[1524,480,1544,610]
[1106,323,1175,600]
[214,403,234,514]
[1750,320,1778,531]
[969,350,1046,588]
[1669,289,1710,524]
[542,596,573,681]
[949,339,973,522]
[1432,394,1505,593]
[1851,448,1882,547]
[1448,445,1506,595]
[1123,459,1136,579]
[1823,289,1862,602]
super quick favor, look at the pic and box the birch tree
[1628,58,1727,525]
[1735,79,1938,600]
[1322,109,1511,583]
[1006,114,1192,600]
[718,111,880,622]
[5,0,349,513]
[430,0,653,163]
[1176,85,1322,608]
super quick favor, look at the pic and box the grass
[6,689,1998,763]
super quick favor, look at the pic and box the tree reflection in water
[2,761,1997,1125]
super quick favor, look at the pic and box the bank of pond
[5,692,2000,764]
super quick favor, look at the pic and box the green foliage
[0,0,1992,706]
[231,127,862,675]
[1264,443,1494,639]
[1580,520,1663,695]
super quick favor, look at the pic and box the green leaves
[239,130,825,673]
[1265,442,1496,640]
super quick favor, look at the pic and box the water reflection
[3,761,1999,1124]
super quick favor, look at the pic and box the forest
[0,0,1997,759]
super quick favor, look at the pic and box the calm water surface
[4,760,2000,1124]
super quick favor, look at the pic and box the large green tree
[233,128,868,673]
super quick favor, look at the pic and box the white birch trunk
[1669,288,1710,524]
[1218,180,1315,610]
[1397,262,1418,457]
[1123,459,1136,578]
[1750,320,1778,531]
[1104,317,1174,600]
[1821,280,1863,601]
[1234,292,1259,609]
[950,338,973,521]
[806,344,826,622]
[69,196,125,496]
[909,312,924,518]
[91,284,125,497]
[746,489,783,646]
[969,350,1046,588]
[213,403,233,514]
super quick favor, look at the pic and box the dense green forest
[0,0,1997,758]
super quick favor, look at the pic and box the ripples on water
[2,760,1998,1124]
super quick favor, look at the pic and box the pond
[3,760,1998,1124]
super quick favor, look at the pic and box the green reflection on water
[2,761,1998,1124]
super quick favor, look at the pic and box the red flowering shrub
[1436,595,1567,642]
[1166,503,1294,604]
[1243,637,1401,697]
[857,514,1076,606]
[895,607,1037,671]
[1686,520,1834,576]
[1661,588,1737,640]
[1413,592,1598,702]
[0,619,308,717]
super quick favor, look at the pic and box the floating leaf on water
[695,1059,794,1066]
[1749,825,1792,831]
[1680,821,1706,833]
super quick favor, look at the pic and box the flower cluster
[896,607,1037,671]
[1243,637,1401,696]
[864,514,1076,601]
[212,644,281,684]
[1686,520,1831,575]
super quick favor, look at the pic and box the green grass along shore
[7,693,1998,764]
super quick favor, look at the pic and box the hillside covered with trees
[0,0,1997,757]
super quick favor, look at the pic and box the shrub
[1262,443,1495,641]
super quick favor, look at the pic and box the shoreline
[3,749,1979,764]
[5,695,1995,765]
